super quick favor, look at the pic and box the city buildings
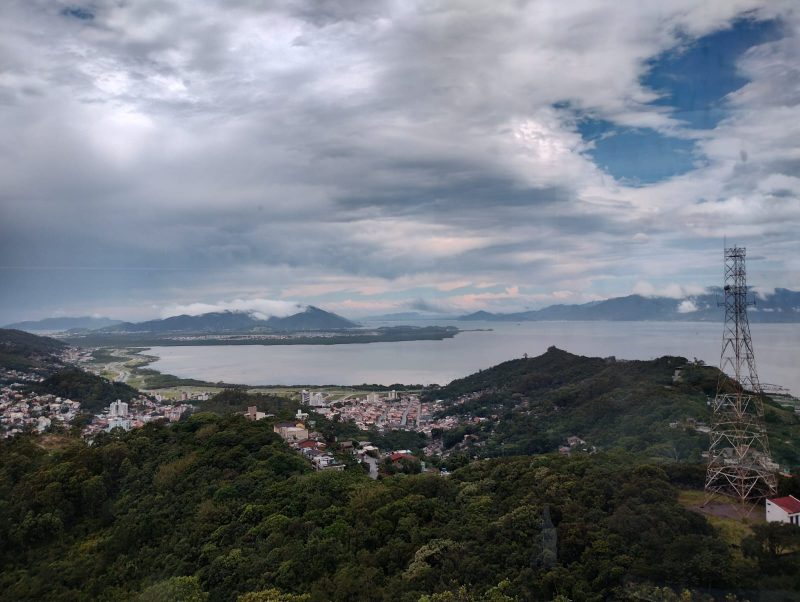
[274,421,309,442]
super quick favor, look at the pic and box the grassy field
[677,489,763,548]
[144,386,224,400]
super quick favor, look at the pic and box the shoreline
[63,325,461,348]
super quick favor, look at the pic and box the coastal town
[307,389,460,435]
[0,336,466,468]
[0,381,195,439]
[0,351,196,439]
[1,347,581,477]
[242,389,453,477]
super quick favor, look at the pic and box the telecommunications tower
[705,246,777,504]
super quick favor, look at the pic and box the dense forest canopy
[29,368,140,413]
[0,328,66,372]
[1,332,799,599]
[1,415,798,601]
[426,348,800,468]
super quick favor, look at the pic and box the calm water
[148,321,800,394]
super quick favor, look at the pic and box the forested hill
[2,414,799,601]
[0,329,141,412]
[427,347,800,468]
[0,328,67,372]
[33,368,140,413]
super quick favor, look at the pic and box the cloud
[406,298,453,314]
[677,299,699,313]
[160,299,305,319]
[633,281,708,299]
[0,1,799,321]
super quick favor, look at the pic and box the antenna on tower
[705,246,777,507]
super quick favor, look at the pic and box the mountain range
[459,288,800,322]
[97,306,358,333]
[4,306,358,334]
[3,316,122,332]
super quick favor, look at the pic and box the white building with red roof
[765,495,800,525]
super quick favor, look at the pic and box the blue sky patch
[60,6,95,21]
[576,18,781,184]
[644,17,782,129]
[579,118,698,184]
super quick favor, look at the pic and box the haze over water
[148,321,800,395]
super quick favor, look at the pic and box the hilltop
[426,347,800,468]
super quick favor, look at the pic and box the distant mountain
[262,306,358,330]
[459,310,497,321]
[4,316,122,332]
[460,288,800,322]
[106,312,262,333]
[102,306,358,334]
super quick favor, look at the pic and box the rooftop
[768,495,800,514]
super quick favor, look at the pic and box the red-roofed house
[766,495,800,525]
[389,452,416,463]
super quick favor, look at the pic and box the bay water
[147,321,800,394]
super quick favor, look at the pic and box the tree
[138,576,208,602]
[238,589,311,602]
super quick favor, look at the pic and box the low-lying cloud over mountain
[159,299,306,320]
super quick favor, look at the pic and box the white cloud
[1,1,799,321]
[160,298,305,319]
[677,299,699,313]
[633,281,707,299]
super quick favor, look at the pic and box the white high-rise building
[109,400,129,417]
[388,390,397,400]
[310,392,325,407]
[301,390,311,404]
[107,416,131,431]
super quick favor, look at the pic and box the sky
[1,0,799,322]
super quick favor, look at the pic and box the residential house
[274,421,309,442]
[766,495,800,525]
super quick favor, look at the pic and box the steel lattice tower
[705,246,777,504]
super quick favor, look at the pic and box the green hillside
[427,347,800,468]
[32,368,140,413]
[2,416,798,601]
[0,329,143,413]
[0,328,66,372]
[199,388,300,418]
